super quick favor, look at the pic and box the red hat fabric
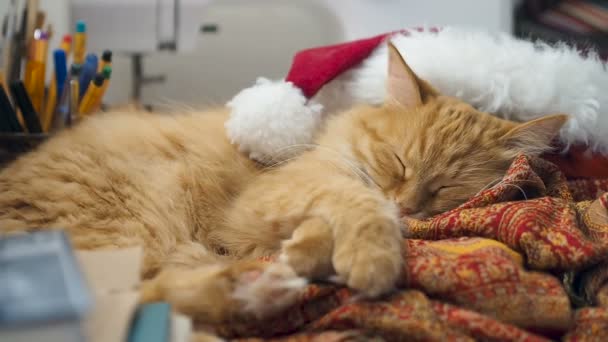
[286,28,440,99]
[286,33,395,98]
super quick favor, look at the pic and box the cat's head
[330,42,568,219]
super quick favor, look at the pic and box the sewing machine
[70,0,212,101]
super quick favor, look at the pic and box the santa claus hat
[225,27,608,163]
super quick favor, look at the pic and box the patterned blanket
[213,155,608,341]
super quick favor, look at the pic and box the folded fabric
[210,154,608,341]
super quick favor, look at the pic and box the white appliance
[65,0,517,107]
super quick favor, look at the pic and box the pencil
[79,73,104,115]
[35,10,45,30]
[92,65,112,111]
[73,20,87,64]
[60,34,72,55]
[98,50,112,72]
[24,29,48,114]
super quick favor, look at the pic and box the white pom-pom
[225,78,323,162]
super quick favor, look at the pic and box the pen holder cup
[0,133,49,167]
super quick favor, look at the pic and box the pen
[6,0,25,87]
[0,85,23,132]
[69,77,79,121]
[79,53,98,99]
[73,20,87,64]
[1,0,19,87]
[45,23,53,40]
[42,49,67,131]
[0,88,13,131]
[10,80,42,133]
[56,64,81,129]
[54,50,68,103]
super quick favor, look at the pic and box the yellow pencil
[24,29,48,114]
[73,21,87,64]
[60,34,72,55]
[79,74,104,116]
[92,66,111,111]
[98,50,112,73]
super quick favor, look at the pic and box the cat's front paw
[332,221,403,297]
[279,217,334,280]
[232,262,307,319]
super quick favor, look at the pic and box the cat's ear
[501,114,569,154]
[386,42,438,108]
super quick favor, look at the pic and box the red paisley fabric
[217,155,608,341]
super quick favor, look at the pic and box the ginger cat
[0,43,567,324]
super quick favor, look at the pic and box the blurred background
[2,0,607,110]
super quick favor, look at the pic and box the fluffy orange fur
[0,43,567,324]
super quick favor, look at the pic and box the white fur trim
[226,78,323,161]
[314,27,608,154]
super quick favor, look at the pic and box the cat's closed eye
[433,185,457,197]
[437,185,450,192]
[393,153,406,178]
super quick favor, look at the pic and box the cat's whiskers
[255,144,314,167]
[257,145,314,170]
[263,143,380,189]
[260,156,303,171]
[305,144,380,188]
[473,177,504,195]
[469,176,546,199]
[501,183,529,200]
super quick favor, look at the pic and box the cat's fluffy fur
[0,44,567,324]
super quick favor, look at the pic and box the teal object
[127,302,171,342]
[75,20,86,33]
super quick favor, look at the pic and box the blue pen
[54,50,68,102]
[57,64,82,127]
[79,53,98,99]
